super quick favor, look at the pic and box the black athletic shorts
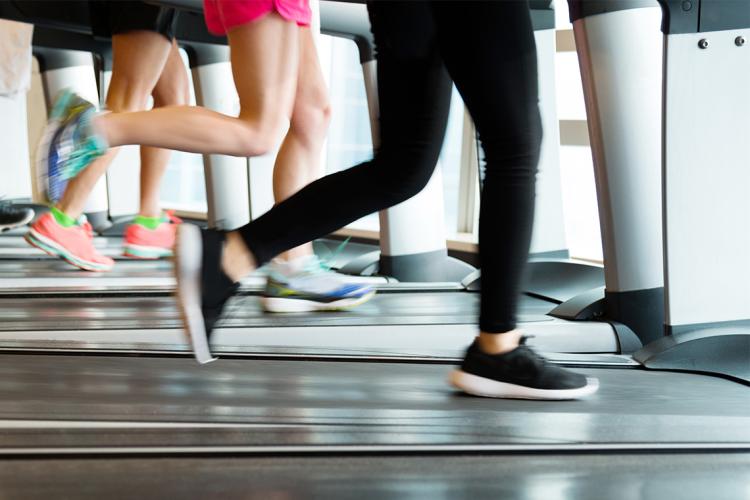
[90,1,179,41]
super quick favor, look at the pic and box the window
[319,35,378,230]
[554,21,603,262]
[320,35,467,236]
[439,86,467,239]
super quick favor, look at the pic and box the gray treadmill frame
[634,0,750,383]
[569,0,750,383]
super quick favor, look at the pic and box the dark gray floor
[0,454,749,500]
[0,354,747,450]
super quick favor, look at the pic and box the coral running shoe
[123,212,182,259]
[37,89,107,202]
[25,212,114,272]
[262,255,376,313]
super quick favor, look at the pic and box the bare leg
[96,13,300,159]
[57,31,174,218]
[139,41,191,217]
[56,152,114,219]
[273,28,331,262]
[477,330,523,354]
[222,230,257,282]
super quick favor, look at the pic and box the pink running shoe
[123,212,182,259]
[25,212,114,272]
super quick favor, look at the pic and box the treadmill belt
[1,454,748,500]
[0,255,400,295]
[0,292,620,357]
[0,354,748,450]
[0,292,485,330]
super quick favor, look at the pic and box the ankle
[133,213,164,230]
[92,113,112,147]
[279,243,315,264]
[477,329,523,355]
[221,231,257,282]
[137,209,162,219]
[50,205,79,227]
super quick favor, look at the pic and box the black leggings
[241,0,542,333]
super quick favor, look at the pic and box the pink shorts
[203,0,312,35]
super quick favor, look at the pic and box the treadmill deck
[0,453,747,500]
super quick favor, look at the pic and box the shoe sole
[449,370,600,401]
[24,228,113,272]
[261,290,376,313]
[123,243,173,259]
[0,210,35,232]
[36,90,75,202]
[174,224,217,364]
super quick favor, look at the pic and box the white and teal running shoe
[261,255,376,313]
[37,89,107,202]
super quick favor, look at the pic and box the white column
[190,46,250,230]
[573,7,664,292]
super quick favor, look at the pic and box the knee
[152,78,191,108]
[289,99,332,146]
[234,120,283,157]
[481,116,542,180]
[370,152,435,206]
[234,134,273,158]
[105,80,152,112]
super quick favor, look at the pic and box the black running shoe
[174,224,238,364]
[450,337,599,400]
[0,202,34,232]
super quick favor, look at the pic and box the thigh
[109,30,174,108]
[366,1,452,167]
[228,12,300,125]
[431,1,540,145]
[289,27,328,127]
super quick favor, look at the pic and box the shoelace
[273,238,355,279]
[74,214,95,240]
[513,335,548,371]
[81,222,94,240]
[312,237,351,273]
